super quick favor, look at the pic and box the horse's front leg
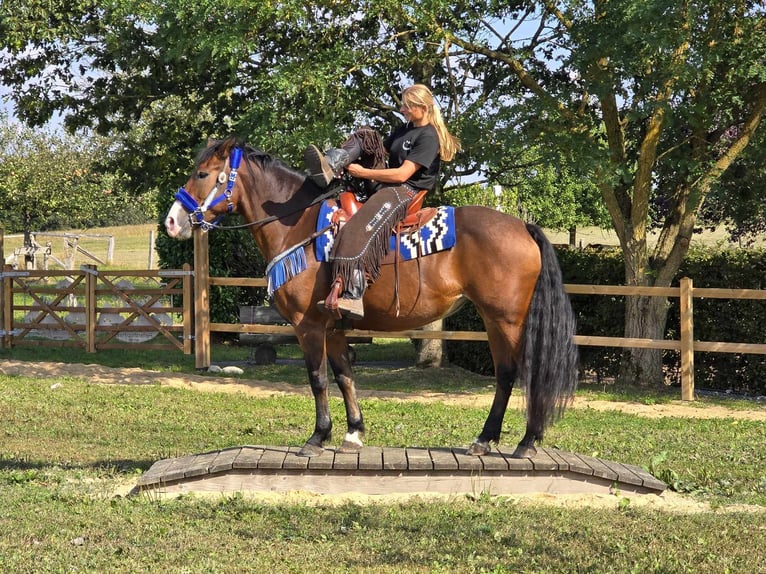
[297,330,333,457]
[326,331,365,453]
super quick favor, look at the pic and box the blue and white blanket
[314,201,456,263]
[267,200,456,297]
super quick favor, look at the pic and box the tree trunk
[415,318,446,368]
[22,209,33,270]
[618,294,670,386]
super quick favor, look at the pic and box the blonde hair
[402,84,461,162]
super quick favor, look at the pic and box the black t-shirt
[384,123,441,191]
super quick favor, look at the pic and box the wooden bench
[239,305,372,365]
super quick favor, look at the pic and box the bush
[446,244,766,395]
[155,215,267,326]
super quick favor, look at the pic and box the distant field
[2,221,762,272]
[2,223,160,270]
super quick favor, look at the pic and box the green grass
[3,223,159,269]
[1,370,766,572]
[3,223,766,571]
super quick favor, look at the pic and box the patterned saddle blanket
[314,200,456,263]
[265,200,456,297]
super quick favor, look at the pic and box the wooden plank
[574,335,680,351]
[307,449,335,470]
[496,446,535,471]
[480,451,510,471]
[358,446,383,470]
[257,446,289,469]
[160,454,199,483]
[544,449,571,471]
[138,458,175,486]
[209,448,242,474]
[452,450,483,471]
[531,448,560,471]
[573,453,619,482]
[333,451,360,471]
[184,451,221,478]
[382,447,408,470]
[429,448,459,471]
[405,448,433,471]
[232,446,265,469]
[565,284,678,297]
[598,459,645,487]
[554,450,594,476]
[282,447,310,470]
[622,462,667,491]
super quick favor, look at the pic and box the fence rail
[1,263,193,353]
[3,228,765,402]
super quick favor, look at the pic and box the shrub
[446,244,766,395]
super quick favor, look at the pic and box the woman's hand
[346,163,366,178]
[346,160,419,184]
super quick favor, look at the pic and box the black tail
[519,224,579,442]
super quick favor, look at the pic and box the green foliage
[447,245,766,395]
[3,0,765,388]
[671,247,766,394]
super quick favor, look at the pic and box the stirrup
[317,277,343,319]
[336,297,364,321]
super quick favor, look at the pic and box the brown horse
[164,137,578,458]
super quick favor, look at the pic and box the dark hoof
[337,440,363,454]
[511,444,537,459]
[466,441,491,456]
[297,443,324,458]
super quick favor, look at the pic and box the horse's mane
[197,137,305,179]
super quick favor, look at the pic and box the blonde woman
[305,84,461,320]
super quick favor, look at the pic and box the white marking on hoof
[344,431,364,447]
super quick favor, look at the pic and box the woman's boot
[304,134,363,188]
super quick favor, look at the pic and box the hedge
[445,245,766,396]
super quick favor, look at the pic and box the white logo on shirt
[402,139,412,151]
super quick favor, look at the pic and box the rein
[174,146,337,232]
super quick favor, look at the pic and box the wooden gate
[1,264,193,353]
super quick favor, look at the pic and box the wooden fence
[1,263,193,353]
[192,230,766,401]
[3,228,765,401]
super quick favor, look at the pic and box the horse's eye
[197,171,209,179]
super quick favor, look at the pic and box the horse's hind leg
[467,322,521,456]
[326,331,366,453]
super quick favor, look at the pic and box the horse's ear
[213,138,232,161]
[215,137,240,161]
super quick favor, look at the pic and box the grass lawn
[1,343,766,572]
[2,224,766,572]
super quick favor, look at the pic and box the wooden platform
[134,446,666,497]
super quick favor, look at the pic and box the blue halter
[174,147,243,232]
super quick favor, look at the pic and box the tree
[5,1,762,385]
[0,116,121,258]
[427,1,766,385]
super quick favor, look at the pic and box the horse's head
[165,137,244,240]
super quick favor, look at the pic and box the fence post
[193,228,211,369]
[107,236,115,265]
[680,277,695,400]
[182,262,193,354]
[84,264,98,353]
[0,229,4,349]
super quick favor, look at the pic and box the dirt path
[4,359,766,513]
[2,359,765,421]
